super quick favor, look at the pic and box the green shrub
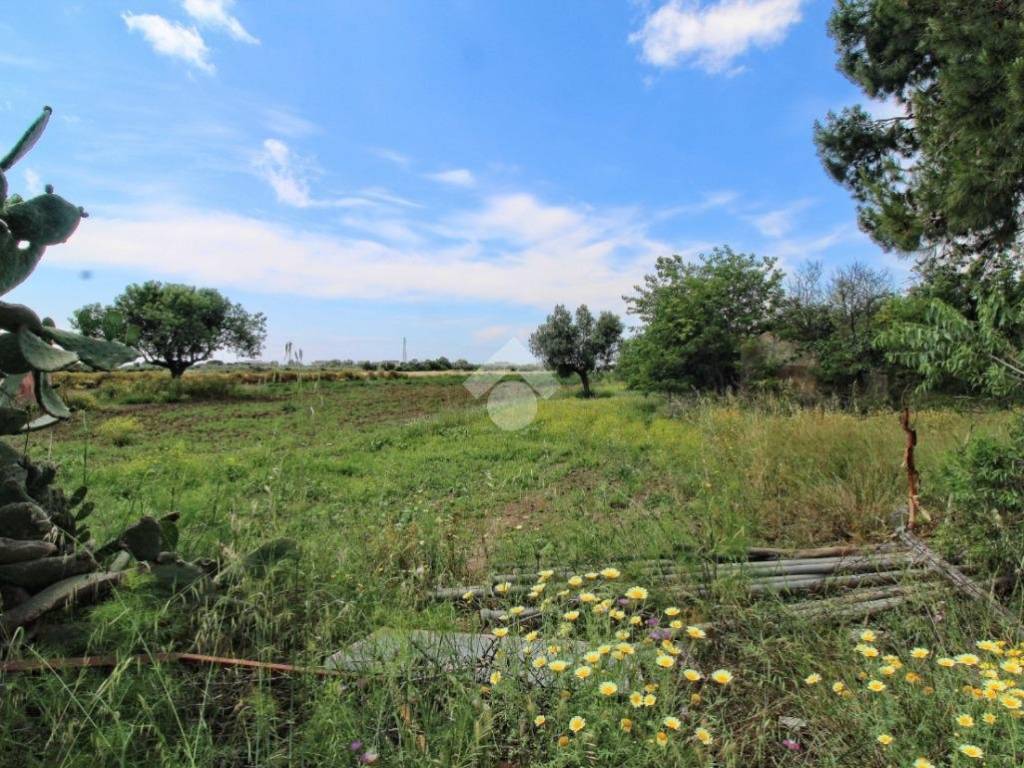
[62,389,100,412]
[95,416,142,446]
[936,414,1024,573]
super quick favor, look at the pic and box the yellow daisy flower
[494,581,512,594]
[866,680,886,693]
[655,731,668,747]
[694,727,712,745]
[956,714,975,728]
[686,625,707,639]
[711,669,733,685]
[534,715,546,727]
[569,716,586,734]
[804,673,822,685]
[683,668,702,682]
[663,716,681,731]
[643,693,656,707]
[489,671,502,686]
[656,654,675,669]
[860,629,876,642]
[600,567,621,580]
[629,692,644,708]
[625,586,648,601]
[664,606,681,617]
[493,627,509,638]
[958,744,983,759]
[876,733,893,746]
[574,666,591,680]
[549,660,568,673]
[620,717,632,732]
[910,647,930,659]
[599,681,618,696]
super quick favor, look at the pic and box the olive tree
[72,282,267,378]
[529,304,623,397]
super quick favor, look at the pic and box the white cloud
[182,0,258,44]
[427,168,476,188]
[253,139,397,209]
[23,168,42,196]
[263,108,317,138]
[748,198,813,238]
[253,138,312,207]
[122,12,213,73]
[371,148,411,167]
[630,0,804,74]
[55,194,677,311]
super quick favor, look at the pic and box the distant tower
[402,336,407,363]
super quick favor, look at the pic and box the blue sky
[3,1,907,363]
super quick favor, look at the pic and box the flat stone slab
[325,628,591,684]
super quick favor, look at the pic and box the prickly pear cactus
[0,107,138,438]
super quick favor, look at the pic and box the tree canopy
[777,261,896,397]
[528,304,623,397]
[619,247,784,393]
[815,0,1024,267]
[72,282,267,378]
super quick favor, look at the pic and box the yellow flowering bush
[799,628,1024,765]
[478,567,736,760]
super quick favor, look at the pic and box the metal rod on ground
[486,546,907,584]
[460,552,917,593]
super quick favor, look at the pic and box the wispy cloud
[656,190,738,220]
[371,148,411,167]
[122,12,213,73]
[23,168,42,197]
[182,0,259,44]
[427,168,476,188]
[253,139,418,210]
[253,138,313,207]
[56,193,679,311]
[630,0,804,74]
[262,107,318,138]
[748,198,814,238]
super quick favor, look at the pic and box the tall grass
[0,378,1015,766]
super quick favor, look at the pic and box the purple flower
[781,739,802,751]
[646,616,660,627]
[649,628,671,641]
[617,597,630,607]
[358,750,379,765]
[349,741,363,752]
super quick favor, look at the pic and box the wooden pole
[901,407,921,530]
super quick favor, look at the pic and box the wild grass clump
[95,415,142,446]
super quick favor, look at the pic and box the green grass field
[1,375,1020,767]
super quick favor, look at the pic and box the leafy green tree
[620,247,783,392]
[72,282,267,378]
[815,0,1024,267]
[778,261,896,397]
[878,269,1024,396]
[529,304,623,397]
